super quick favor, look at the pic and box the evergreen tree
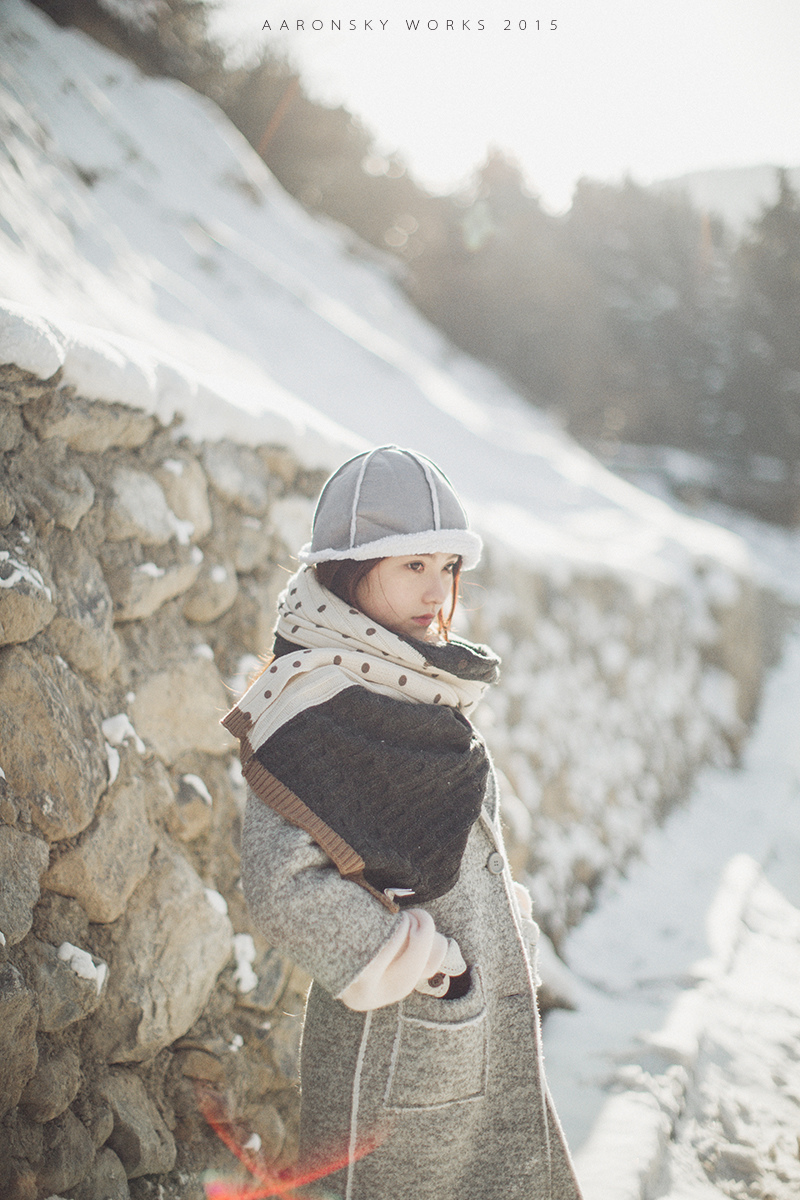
[409,151,603,419]
[723,170,800,469]
[29,0,223,92]
[564,177,733,449]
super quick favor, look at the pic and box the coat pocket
[384,966,487,1110]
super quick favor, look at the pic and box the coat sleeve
[241,789,434,998]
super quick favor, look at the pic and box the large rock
[32,460,95,531]
[42,773,155,923]
[0,480,15,526]
[232,514,273,573]
[269,495,315,559]
[67,1146,130,1200]
[0,1109,43,1200]
[35,1108,96,1195]
[0,645,108,840]
[99,1070,176,1179]
[19,1040,82,1123]
[202,441,271,515]
[24,389,154,451]
[0,400,24,450]
[128,657,236,763]
[105,466,187,546]
[182,558,238,623]
[218,573,286,657]
[165,774,214,843]
[0,825,50,947]
[15,937,107,1033]
[0,359,61,404]
[31,891,90,950]
[48,539,121,683]
[155,455,212,541]
[102,543,203,622]
[88,840,232,1063]
[0,963,38,1118]
[0,541,56,646]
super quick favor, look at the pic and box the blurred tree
[722,169,800,467]
[29,0,224,91]
[564,177,734,449]
[222,53,425,249]
[408,151,604,421]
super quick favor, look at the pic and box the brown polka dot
[270,665,278,673]
[291,626,299,633]
[317,605,327,612]
[361,663,370,673]
[434,694,442,703]
[334,655,342,665]
[366,628,376,635]
[342,633,349,639]
[293,661,302,668]
[264,690,272,699]
[398,675,407,686]
[349,608,358,615]
[295,601,302,609]
[290,588,297,595]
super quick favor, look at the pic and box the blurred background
[30,0,800,521]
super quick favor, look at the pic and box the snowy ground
[572,854,800,1200]
[543,615,800,1158]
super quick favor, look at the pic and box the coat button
[486,852,505,874]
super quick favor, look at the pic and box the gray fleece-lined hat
[298,446,482,569]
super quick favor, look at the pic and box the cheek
[360,572,402,619]
[380,573,416,615]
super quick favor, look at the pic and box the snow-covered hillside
[0,1,748,586]
[0,0,764,938]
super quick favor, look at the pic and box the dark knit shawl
[254,634,497,907]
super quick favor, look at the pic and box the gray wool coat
[241,763,583,1200]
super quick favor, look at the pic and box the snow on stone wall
[0,302,764,1195]
[470,533,762,943]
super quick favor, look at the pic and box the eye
[444,561,458,574]
[406,560,425,572]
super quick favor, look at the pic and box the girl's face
[354,553,459,641]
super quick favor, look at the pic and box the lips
[412,614,434,626]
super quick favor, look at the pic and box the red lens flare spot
[196,1083,390,1200]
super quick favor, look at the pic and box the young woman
[224,446,583,1200]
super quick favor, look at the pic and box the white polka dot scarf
[223,565,490,757]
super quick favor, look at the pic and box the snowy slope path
[544,619,800,1152]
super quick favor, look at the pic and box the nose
[424,573,449,607]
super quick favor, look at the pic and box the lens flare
[197,1084,389,1200]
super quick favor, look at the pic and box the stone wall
[0,357,327,1197]
[0,329,763,1196]
[468,534,762,942]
